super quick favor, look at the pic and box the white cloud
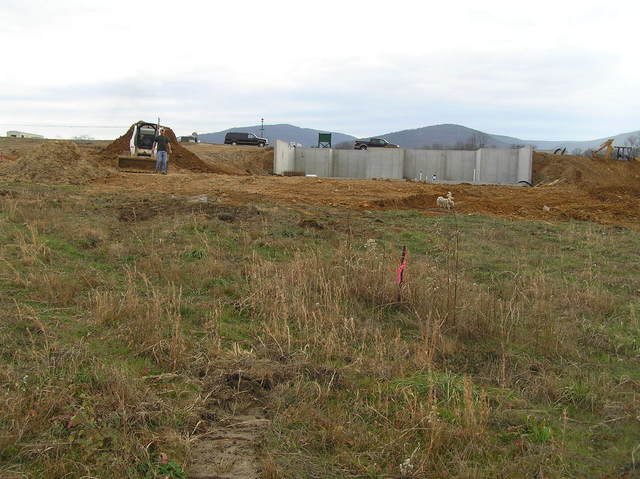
[1,0,639,139]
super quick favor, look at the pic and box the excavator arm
[591,139,614,159]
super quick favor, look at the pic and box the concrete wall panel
[477,148,519,185]
[444,150,475,182]
[405,150,444,180]
[295,148,332,177]
[274,140,295,174]
[366,148,403,179]
[517,146,533,183]
[333,150,367,178]
[404,150,475,182]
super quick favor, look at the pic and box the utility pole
[260,118,264,138]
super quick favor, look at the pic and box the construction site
[1,126,639,479]
[1,127,638,228]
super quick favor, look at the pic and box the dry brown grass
[1,184,638,478]
[240,217,637,477]
[261,455,281,479]
[90,270,187,370]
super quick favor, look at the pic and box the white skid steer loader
[117,119,161,171]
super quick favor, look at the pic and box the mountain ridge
[199,123,640,151]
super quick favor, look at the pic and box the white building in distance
[6,131,45,139]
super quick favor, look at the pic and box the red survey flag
[396,246,408,286]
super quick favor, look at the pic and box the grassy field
[0,182,639,478]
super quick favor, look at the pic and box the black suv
[224,132,268,147]
[353,138,399,150]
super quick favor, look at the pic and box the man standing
[154,128,171,175]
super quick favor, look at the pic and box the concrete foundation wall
[365,148,404,179]
[273,140,295,174]
[477,148,518,185]
[404,149,476,182]
[445,151,476,182]
[517,146,534,183]
[273,142,533,185]
[296,148,332,177]
[332,150,367,178]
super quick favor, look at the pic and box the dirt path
[189,406,270,479]
[187,361,287,479]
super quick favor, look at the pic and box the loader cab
[138,124,157,149]
[130,121,159,157]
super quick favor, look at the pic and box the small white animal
[436,191,455,209]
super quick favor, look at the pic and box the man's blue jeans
[156,151,168,173]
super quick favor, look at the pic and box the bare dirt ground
[182,143,274,176]
[89,173,640,229]
[1,137,639,229]
[533,151,640,188]
[189,406,269,479]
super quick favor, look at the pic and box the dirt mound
[100,125,224,173]
[182,143,273,175]
[0,141,110,185]
[533,152,640,188]
[0,137,48,160]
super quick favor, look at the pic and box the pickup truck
[353,138,399,150]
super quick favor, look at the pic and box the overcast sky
[1,0,639,140]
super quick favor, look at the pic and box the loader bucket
[117,156,156,172]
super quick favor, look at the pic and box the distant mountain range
[375,124,510,149]
[493,130,640,151]
[199,123,640,151]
